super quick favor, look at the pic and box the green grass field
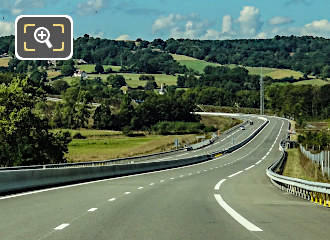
[0,57,10,67]
[293,79,329,86]
[77,64,121,73]
[171,54,221,73]
[64,132,196,162]
[171,54,304,79]
[88,73,178,88]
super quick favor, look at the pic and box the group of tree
[177,66,263,92]
[266,84,330,121]
[298,131,329,151]
[0,73,71,167]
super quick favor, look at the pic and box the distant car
[240,126,246,130]
[186,146,193,151]
[249,120,254,125]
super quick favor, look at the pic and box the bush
[72,132,87,139]
[139,75,155,81]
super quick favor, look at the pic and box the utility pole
[260,67,264,115]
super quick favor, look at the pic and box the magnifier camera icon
[34,27,53,48]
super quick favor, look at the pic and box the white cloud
[301,19,330,36]
[152,14,185,33]
[238,6,263,36]
[222,15,232,33]
[0,0,46,15]
[152,13,212,39]
[151,7,330,40]
[115,34,130,40]
[269,16,293,25]
[77,0,107,16]
[11,8,23,15]
[256,32,267,39]
[0,21,14,36]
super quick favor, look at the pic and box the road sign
[15,15,73,60]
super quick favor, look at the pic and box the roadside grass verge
[283,148,330,183]
[200,115,242,133]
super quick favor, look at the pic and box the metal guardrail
[0,148,186,171]
[266,122,330,207]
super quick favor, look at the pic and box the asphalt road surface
[1,115,329,240]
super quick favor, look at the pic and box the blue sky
[0,0,330,40]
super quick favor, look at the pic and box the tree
[93,103,112,129]
[144,80,158,90]
[107,75,126,88]
[0,77,71,167]
[177,75,185,88]
[61,64,75,76]
[52,80,70,94]
[321,65,330,79]
[95,63,104,74]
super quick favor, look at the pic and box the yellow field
[0,57,10,67]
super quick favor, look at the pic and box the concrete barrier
[0,155,211,195]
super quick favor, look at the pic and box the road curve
[1,115,329,240]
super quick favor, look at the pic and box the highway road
[1,115,329,240]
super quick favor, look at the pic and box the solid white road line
[245,165,255,171]
[214,179,227,190]
[214,194,263,232]
[228,171,243,178]
[88,208,98,212]
[108,198,116,202]
[54,224,70,230]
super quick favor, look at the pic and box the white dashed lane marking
[245,165,255,171]
[108,198,116,202]
[54,224,70,230]
[124,192,131,195]
[228,171,243,178]
[88,208,98,212]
